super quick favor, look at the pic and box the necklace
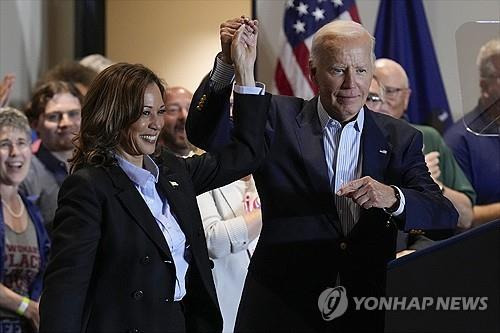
[1,194,25,218]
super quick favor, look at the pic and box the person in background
[36,61,97,96]
[370,58,475,239]
[20,81,82,231]
[187,18,457,332]
[79,54,114,74]
[155,81,261,332]
[0,107,50,332]
[158,86,200,157]
[445,38,500,227]
[39,22,269,332]
[196,174,261,332]
[0,75,15,108]
[367,76,473,257]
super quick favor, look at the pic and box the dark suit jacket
[187,78,458,332]
[39,93,270,333]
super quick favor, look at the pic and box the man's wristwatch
[384,185,401,214]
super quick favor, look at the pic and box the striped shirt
[209,57,404,235]
[318,98,364,235]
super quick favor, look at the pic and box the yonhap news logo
[318,286,349,321]
[318,286,488,321]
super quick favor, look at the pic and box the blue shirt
[116,154,189,300]
[318,100,405,235]
[318,99,364,235]
[445,107,500,206]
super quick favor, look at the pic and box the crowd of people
[0,14,497,333]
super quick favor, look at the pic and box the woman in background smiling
[0,107,50,332]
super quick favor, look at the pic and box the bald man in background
[158,86,199,157]
[372,59,475,239]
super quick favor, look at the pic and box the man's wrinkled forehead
[312,29,375,67]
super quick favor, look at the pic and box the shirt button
[164,259,173,264]
[339,242,347,250]
[141,256,151,264]
[132,290,144,300]
[165,298,170,302]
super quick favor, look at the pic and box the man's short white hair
[477,38,500,78]
[310,20,375,67]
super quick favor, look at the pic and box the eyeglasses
[44,109,81,123]
[366,93,383,103]
[0,139,30,152]
[383,86,408,97]
[366,93,383,110]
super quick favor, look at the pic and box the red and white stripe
[273,8,360,100]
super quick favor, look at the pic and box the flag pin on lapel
[169,181,179,188]
[379,149,388,155]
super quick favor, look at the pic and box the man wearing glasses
[368,59,476,255]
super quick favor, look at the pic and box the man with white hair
[445,38,500,226]
[188,18,457,331]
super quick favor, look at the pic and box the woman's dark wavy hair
[25,81,83,125]
[70,63,165,173]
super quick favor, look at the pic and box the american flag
[273,0,361,99]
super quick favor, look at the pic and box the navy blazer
[186,77,458,332]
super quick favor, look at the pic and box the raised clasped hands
[231,18,259,86]
[336,176,397,210]
[220,17,258,64]
[220,17,246,65]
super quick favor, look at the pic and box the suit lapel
[157,167,194,244]
[294,97,342,233]
[108,166,173,260]
[361,109,392,182]
[356,109,393,229]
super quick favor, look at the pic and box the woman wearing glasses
[0,107,50,332]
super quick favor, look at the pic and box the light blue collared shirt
[318,98,364,235]
[116,154,188,301]
[318,99,405,235]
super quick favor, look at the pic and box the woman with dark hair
[0,107,50,332]
[39,29,267,332]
